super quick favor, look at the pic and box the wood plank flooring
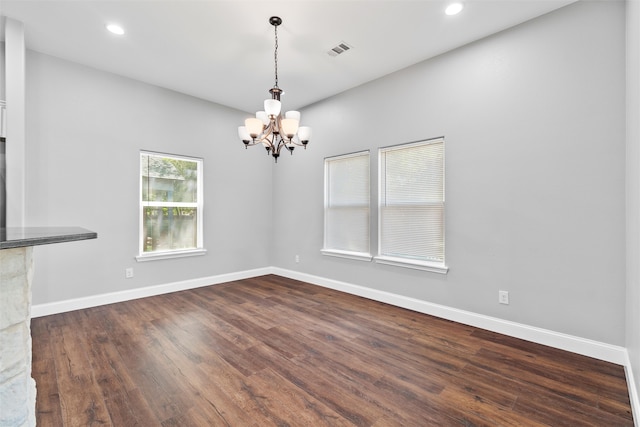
[31,274,634,426]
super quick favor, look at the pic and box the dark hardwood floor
[31,275,633,426]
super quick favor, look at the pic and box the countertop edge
[0,227,98,250]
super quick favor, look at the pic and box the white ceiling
[1,0,576,113]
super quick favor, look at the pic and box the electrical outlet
[295,255,300,263]
[125,267,134,279]
[498,290,509,305]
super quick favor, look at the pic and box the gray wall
[1,42,5,100]
[626,0,640,404]
[20,1,629,349]
[272,1,627,345]
[25,52,273,304]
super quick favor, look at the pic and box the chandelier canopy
[237,16,312,162]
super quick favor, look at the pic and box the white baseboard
[276,269,639,422]
[272,267,628,366]
[624,352,640,427]
[33,266,628,364]
[32,266,638,422]
[31,267,272,318]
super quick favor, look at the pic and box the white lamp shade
[280,118,299,138]
[256,111,269,125]
[285,111,300,121]
[297,126,312,142]
[264,99,281,116]
[245,118,264,138]
[238,126,251,141]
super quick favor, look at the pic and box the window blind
[324,151,370,256]
[379,138,445,265]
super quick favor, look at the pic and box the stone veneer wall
[0,246,36,427]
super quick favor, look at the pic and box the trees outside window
[139,152,203,259]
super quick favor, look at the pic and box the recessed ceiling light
[106,24,125,35]
[445,2,464,16]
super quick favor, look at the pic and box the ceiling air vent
[327,42,353,57]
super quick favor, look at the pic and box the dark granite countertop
[0,227,97,249]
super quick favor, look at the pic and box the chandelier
[237,16,312,162]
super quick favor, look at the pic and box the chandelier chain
[274,24,279,88]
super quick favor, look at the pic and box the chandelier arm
[251,121,275,146]
[254,137,275,150]
[244,139,268,148]
[273,138,286,157]
[287,138,305,147]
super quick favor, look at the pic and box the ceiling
[1,0,576,113]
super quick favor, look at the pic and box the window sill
[374,256,448,274]
[321,249,373,262]
[136,248,207,262]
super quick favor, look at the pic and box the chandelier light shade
[237,16,312,162]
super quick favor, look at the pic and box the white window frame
[321,151,372,262]
[375,137,448,274]
[136,151,206,262]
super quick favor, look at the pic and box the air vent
[327,42,353,57]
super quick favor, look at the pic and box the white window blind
[322,151,371,260]
[377,138,447,272]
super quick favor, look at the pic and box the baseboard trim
[31,267,272,318]
[277,267,640,423]
[31,266,637,421]
[31,266,629,365]
[273,268,628,366]
[624,352,640,427]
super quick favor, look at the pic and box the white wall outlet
[125,267,134,279]
[499,290,509,305]
[295,255,300,263]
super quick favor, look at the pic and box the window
[322,151,372,261]
[137,151,205,261]
[376,138,447,273]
